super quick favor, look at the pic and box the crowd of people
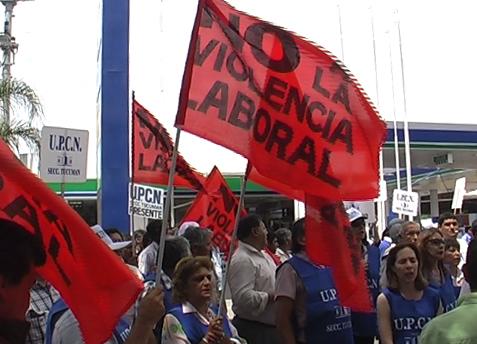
[2,211,477,344]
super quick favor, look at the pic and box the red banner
[175,0,386,201]
[0,140,143,344]
[181,166,246,254]
[133,99,205,190]
[305,195,372,312]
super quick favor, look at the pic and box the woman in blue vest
[161,256,243,344]
[418,228,457,312]
[347,208,381,344]
[377,243,440,344]
[275,218,354,344]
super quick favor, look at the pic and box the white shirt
[138,241,159,275]
[161,302,242,344]
[228,241,277,325]
[51,310,117,344]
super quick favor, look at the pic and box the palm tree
[0,78,43,152]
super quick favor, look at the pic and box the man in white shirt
[138,220,162,276]
[228,214,279,344]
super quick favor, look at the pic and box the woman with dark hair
[377,243,440,344]
[418,228,457,312]
[275,218,353,344]
[161,256,243,344]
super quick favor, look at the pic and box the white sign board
[392,189,419,217]
[452,177,466,210]
[128,183,164,219]
[40,126,89,183]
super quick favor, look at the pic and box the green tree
[0,78,43,152]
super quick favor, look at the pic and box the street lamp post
[0,0,23,124]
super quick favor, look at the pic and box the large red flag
[305,195,372,312]
[181,166,246,254]
[0,140,143,344]
[133,99,205,190]
[176,0,386,201]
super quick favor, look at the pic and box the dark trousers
[354,336,375,344]
[232,316,280,344]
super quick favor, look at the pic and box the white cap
[177,221,200,236]
[346,208,366,223]
[91,224,132,251]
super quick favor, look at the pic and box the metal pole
[370,6,386,232]
[170,186,175,228]
[388,32,401,191]
[218,164,249,316]
[155,128,181,284]
[337,4,345,61]
[0,0,16,124]
[396,12,413,220]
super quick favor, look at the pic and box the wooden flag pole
[217,162,249,316]
[155,128,182,284]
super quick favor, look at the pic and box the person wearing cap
[276,218,353,344]
[346,208,381,344]
[45,225,145,344]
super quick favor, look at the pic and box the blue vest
[287,255,354,344]
[351,244,380,337]
[144,272,177,312]
[168,305,233,344]
[45,299,130,344]
[383,287,440,344]
[429,274,457,312]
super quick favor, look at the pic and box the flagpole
[155,128,181,284]
[396,11,413,220]
[130,91,136,236]
[370,6,386,234]
[170,186,175,229]
[388,32,401,192]
[337,4,345,61]
[217,162,249,316]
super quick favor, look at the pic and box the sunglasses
[428,238,445,246]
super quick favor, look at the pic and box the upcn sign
[40,126,89,183]
[128,183,164,219]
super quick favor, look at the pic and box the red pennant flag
[176,0,386,201]
[181,166,246,254]
[133,99,205,190]
[305,194,372,312]
[0,140,143,344]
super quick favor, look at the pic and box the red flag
[0,140,143,344]
[305,195,372,312]
[175,0,386,201]
[181,166,246,254]
[248,166,304,202]
[133,99,205,190]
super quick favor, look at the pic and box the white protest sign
[40,126,88,183]
[392,189,419,217]
[128,183,164,219]
[451,177,466,210]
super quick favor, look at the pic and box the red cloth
[264,247,281,266]
[132,99,205,190]
[175,0,386,201]
[305,195,372,312]
[0,139,143,344]
[180,166,246,255]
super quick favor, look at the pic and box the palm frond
[0,118,40,152]
[0,78,43,122]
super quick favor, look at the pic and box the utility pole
[0,0,21,124]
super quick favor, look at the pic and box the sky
[6,0,477,177]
